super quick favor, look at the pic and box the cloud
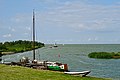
[11,14,31,23]
[3,34,12,38]
[24,33,29,35]
[88,38,92,41]
[88,37,98,41]
[8,27,16,32]
[11,28,15,32]
[26,27,31,31]
[37,1,120,32]
[1,0,120,44]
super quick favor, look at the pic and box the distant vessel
[49,43,58,48]
[53,43,58,47]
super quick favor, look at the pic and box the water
[2,44,120,80]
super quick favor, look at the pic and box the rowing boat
[64,70,91,77]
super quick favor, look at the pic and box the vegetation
[0,40,44,54]
[0,52,3,57]
[88,52,120,59]
[0,52,2,61]
[0,64,110,80]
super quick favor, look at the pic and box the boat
[1,10,68,71]
[18,10,68,71]
[31,10,68,71]
[53,43,58,47]
[64,71,91,77]
[30,60,68,71]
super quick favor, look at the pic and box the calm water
[2,44,120,80]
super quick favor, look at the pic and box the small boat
[64,71,91,77]
[53,43,58,47]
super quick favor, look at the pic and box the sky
[0,0,120,44]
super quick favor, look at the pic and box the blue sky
[0,0,120,44]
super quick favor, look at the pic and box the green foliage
[0,52,2,61]
[0,40,44,54]
[0,43,7,52]
[0,52,3,57]
[0,64,110,80]
[88,52,120,59]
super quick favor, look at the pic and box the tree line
[0,40,44,54]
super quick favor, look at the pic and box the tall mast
[33,9,35,60]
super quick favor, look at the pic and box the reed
[88,52,120,59]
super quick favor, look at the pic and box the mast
[32,9,35,60]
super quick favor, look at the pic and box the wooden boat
[2,10,68,72]
[32,10,68,71]
[23,10,68,71]
[64,71,91,77]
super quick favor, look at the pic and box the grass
[0,64,110,80]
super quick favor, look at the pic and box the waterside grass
[0,64,110,80]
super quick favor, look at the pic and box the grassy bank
[88,52,120,59]
[0,64,110,80]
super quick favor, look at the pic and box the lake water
[2,44,120,80]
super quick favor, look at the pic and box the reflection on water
[2,44,120,80]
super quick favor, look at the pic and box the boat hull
[64,71,91,77]
[47,64,68,71]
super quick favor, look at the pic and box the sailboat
[23,10,68,71]
[2,10,68,71]
[33,10,68,71]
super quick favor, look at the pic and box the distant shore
[0,40,44,55]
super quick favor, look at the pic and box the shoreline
[1,52,15,55]
[1,47,41,56]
